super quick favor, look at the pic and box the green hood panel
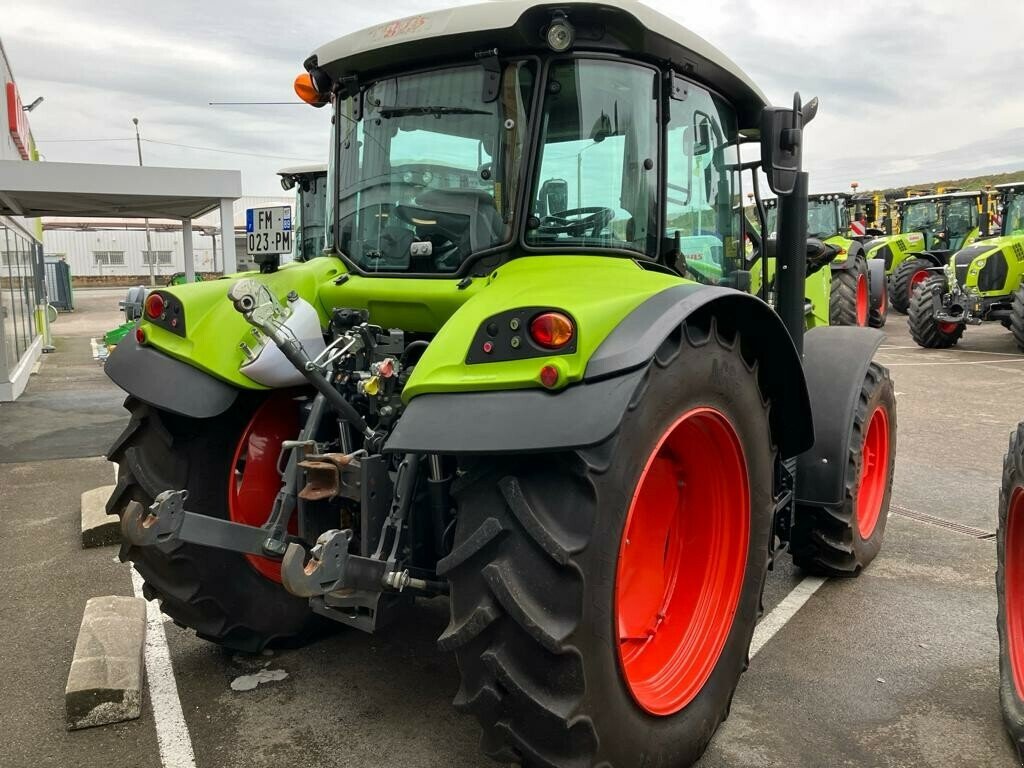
[139,255,682,398]
[401,257,681,400]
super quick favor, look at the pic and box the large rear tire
[1010,288,1024,354]
[890,257,933,314]
[830,256,870,327]
[442,321,774,767]
[790,362,896,575]
[999,423,1024,762]
[106,395,323,653]
[908,275,965,349]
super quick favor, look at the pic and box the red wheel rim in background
[938,320,960,335]
[228,393,298,582]
[615,407,749,716]
[856,273,869,326]
[856,405,890,539]
[909,269,929,295]
[1007,487,1024,698]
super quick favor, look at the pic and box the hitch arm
[122,490,285,558]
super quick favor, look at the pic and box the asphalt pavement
[0,289,1020,767]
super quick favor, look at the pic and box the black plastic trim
[585,283,813,458]
[795,326,885,506]
[105,335,239,419]
[384,366,647,454]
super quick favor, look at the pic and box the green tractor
[999,423,1024,763]
[278,163,329,261]
[865,190,987,314]
[908,182,1024,349]
[104,3,897,765]
[757,192,888,328]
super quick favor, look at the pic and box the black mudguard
[795,326,885,507]
[867,258,887,309]
[105,335,239,419]
[387,284,813,459]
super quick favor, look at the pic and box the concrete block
[81,485,120,548]
[66,595,146,730]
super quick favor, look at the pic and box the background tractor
[999,423,1024,763]
[103,3,897,766]
[908,182,1024,349]
[278,163,329,262]
[758,192,888,327]
[865,191,987,314]
[850,191,891,237]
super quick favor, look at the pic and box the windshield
[335,62,535,273]
[1004,192,1024,236]
[902,201,938,232]
[295,174,327,261]
[807,199,841,239]
[526,59,659,255]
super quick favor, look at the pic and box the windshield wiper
[377,105,490,118]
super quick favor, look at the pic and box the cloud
[4,0,1024,194]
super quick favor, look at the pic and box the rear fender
[795,326,885,507]
[105,335,239,418]
[387,285,814,459]
[827,239,865,272]
[867,258,887,308]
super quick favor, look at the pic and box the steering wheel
[538,207,615,237]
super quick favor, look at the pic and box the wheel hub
[615,407,749,716]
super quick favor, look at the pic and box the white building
[43,195,295,282]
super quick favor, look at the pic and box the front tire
[999,423,1024,762]
[442,320,774,768]
[890,257,933,314]
[830,256,870,327]
[790,362,896,575]
[908,275,965,349]
[106,395,322,652]
[1010,288,1024,353]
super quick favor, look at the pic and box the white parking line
[879,345,1023,357]
[130,569,197,768]
[884,358,1024,367]
[749,576,828,658]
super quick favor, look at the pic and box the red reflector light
[145,292,166,319]
[540,364,559,388]
[529,312,574,349]
[135,327,146,345]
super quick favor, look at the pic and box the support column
[219,198,237,274]
[182,219,195,283]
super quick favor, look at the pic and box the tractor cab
[297,2,762,291]
[765,192,850,241]
[896,191,981,252]
[278,164,329,261]
[849,193,890,237]
[997,182,1024,237]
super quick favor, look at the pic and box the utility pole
[133,117,156,287]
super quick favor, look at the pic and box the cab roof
[277,164,327,177]
[995,181,1024,191]
[894,190,982,204]
[310,1,768,127]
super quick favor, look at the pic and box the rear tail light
[529,312,574,349]
[135,327,146,345]
[145,292,166,319]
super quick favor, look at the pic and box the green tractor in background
[908,182,1024,349]
[278,163,329,261]
[758,192,888,328]
[102,3,897,765]
[999,422,1024,763]
[865,191,987,314]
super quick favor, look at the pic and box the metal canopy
[0,160,240,218]
[0,159,242,276]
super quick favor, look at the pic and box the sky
[4,0,1024,195]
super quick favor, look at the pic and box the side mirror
[693,116,712,156]
[538,179,569,217]
[760,95,818,195]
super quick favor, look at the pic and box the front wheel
[908,275,965,349]
[830,256,870,327]
[790,362,896,575]
[999,423,1024,762]
[1010,288,1024,353]
[890,257,933,314]
[442,321,774,767]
